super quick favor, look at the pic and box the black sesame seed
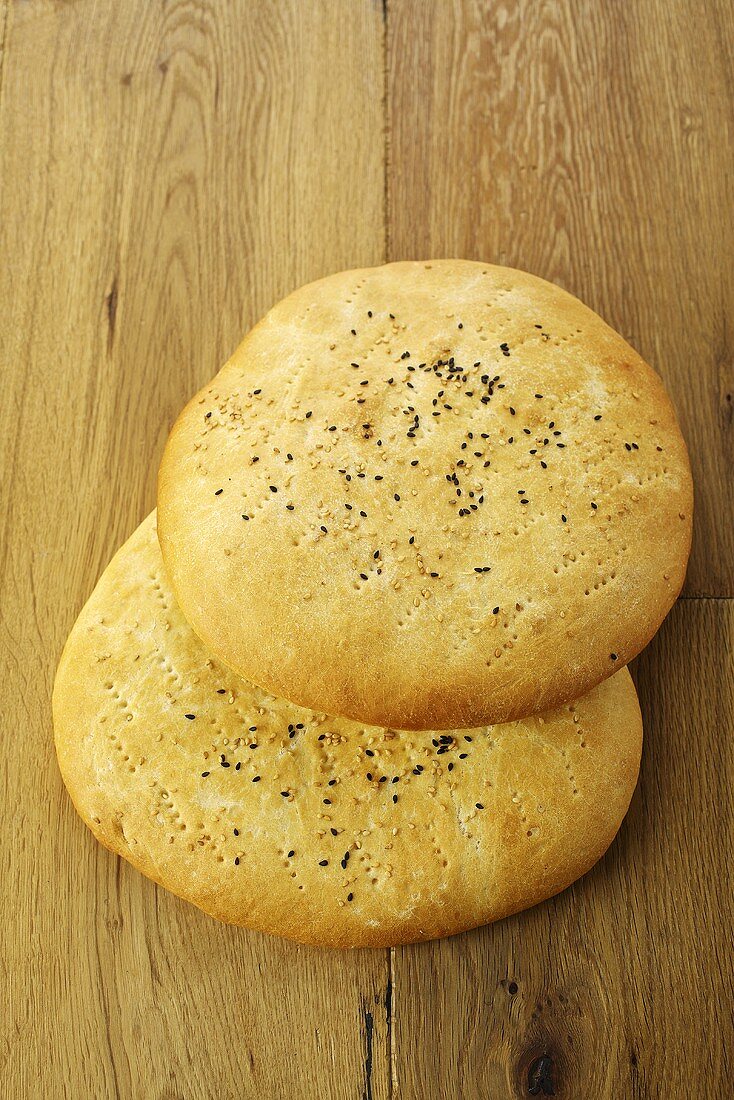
[185,713,196,720]
[201,771,210,777]
[288,850,295,857]
[319,859,329,866]
[610,653,618,661]
[476,803,484,810]
[214,488,223,496]
[252,776,261,783]
[347,892,354,902]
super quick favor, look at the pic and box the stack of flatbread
[54,262,692,946]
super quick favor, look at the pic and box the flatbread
[53,513,643,948]
[157,261,691,729]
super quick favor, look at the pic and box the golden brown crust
[158,260,692,730]
[53,513,643,948]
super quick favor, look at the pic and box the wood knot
[527,1053,555,1095]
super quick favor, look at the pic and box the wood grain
[389,602,733,1097]
[387,2,733,1095]
[387,0,734,597]
[0,2,388,1098]
[2,0,732,1097]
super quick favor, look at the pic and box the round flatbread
[158,261,691,730]
[54,513,642,948]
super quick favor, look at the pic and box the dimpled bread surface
[157,260,691,730]
[53,513,643,948]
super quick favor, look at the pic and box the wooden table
[2,3,731,1096]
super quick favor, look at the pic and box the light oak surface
[1,1,730,1097]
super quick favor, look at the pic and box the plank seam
[382,0,390,264]
[678,594,734,601]
[382,6,396,1087]
[0,0,10,111]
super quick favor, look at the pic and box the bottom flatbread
[53,513,642,947]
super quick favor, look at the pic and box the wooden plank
[389,600,733,1097]
[0,3,388,1098]
[387,0,734,596]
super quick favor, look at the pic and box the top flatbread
[158,261,692,730]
